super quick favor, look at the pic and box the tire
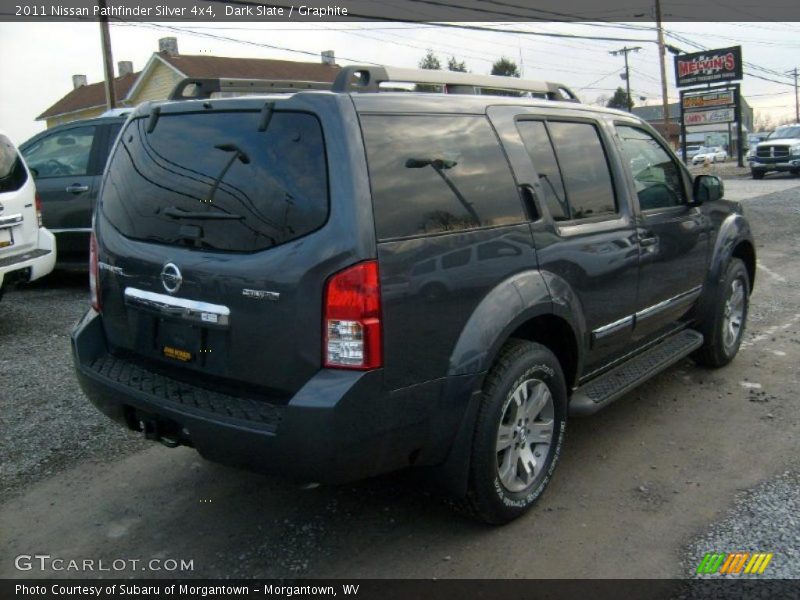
[465,339,567,524]
[693,258,750,368]
[751,169,765,180]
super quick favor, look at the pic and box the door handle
[640,236,658,248]
[65,184,89,194]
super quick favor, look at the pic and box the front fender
[692,210,755,328]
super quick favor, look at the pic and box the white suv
[0,130,56,299]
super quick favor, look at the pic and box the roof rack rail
[167,67,580,103]
[169,77,332,101]
[331,65,580,102]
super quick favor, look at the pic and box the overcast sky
[0,20,797,143]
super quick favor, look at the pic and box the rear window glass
[101,111,328,253]
[0,135,28,193]
[361,115,525,240]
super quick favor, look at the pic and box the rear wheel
[465,340,567,524]
[694,258,750,368]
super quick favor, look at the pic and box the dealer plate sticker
[163,346,192,362]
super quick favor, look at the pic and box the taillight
[324,260,382,370]
[35,193,43,227]
[89,233,101,312]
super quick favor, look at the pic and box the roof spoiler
[169,77,332,101]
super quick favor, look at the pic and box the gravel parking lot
[0,271,146,503]
[1,175,798,581]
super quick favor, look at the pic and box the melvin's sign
[674,46,743,88]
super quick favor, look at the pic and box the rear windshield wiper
[162,206,244,220]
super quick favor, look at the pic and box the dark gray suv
[71,67,755,524]
[20,115,127,266]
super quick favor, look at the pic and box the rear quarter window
[0,135,27,193]
[361,114,525,240]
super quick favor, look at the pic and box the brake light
[324,260,382,370]
[89,233,101,312]
[35,193,43,227]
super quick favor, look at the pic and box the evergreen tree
[491,57,520,77]
[447,56,467,72]
[419,50,441,70]
[607,87,633,111]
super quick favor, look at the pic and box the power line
[205,1,656,44]
[112,20,384,66]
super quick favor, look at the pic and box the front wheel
[694,258,750,368]
[751,169,765,179]
[466,340,567,524]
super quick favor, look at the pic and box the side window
[21,126,96,178]
[361,115,525,240]
[0,134,28,193]
[616,125,686,210]
[546,121,617,220]
[516,120,569,221]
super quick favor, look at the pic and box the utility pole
[98,0,116,109]
[789,67,799,123]
[609,46,642,111]
[655,0,672,141]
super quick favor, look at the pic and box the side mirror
[693,174,724,204]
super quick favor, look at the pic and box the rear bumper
[0,228,56,288]
[71,310,453,484]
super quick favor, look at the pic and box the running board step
[569,329,704,417]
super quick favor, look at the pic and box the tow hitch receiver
[138,416,182,448]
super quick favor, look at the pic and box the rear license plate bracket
[156,319,203,362]
[0,227,13,249]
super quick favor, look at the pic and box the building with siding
[37,38,340,128]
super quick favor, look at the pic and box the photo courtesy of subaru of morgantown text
[1,0,799,592]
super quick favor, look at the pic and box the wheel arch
[432,271,584,498]
[691,212,755,333]
[731,239,756,292]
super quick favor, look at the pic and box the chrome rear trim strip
[0,213,23,228]
[124,287,230,328]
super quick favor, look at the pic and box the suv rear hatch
[0,134,39,261]
[94,95,374,400]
